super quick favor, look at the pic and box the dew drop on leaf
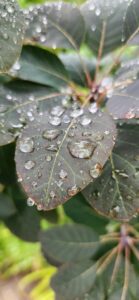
[24,160,35,170]
[19,138,34,153]
[42,129,62,141]
[27,197,35,207]
[68,140,96,159]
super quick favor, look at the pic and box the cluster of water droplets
[0,0,24,70]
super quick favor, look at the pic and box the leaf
[107,78,139,119]
[15,104,116,210]
[64,193,108,234]
[0,79,64,146]
[124,0,139,45]
[80,0,129,56]
[51,260,97,300]
[4,183,41,242]
[24,2,85,49]
[83,123,139,221]
[60,53,96,87]
[0,193,17,219]
[0,0,24,72]
[0,143,17,184]
[10,45,69,89]
[40,224,99,264]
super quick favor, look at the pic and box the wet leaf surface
[83,123,139,221]
[107,78,139,119]
[0,0,24,72]
[24,2,85,49]
[15,103,116,210]
[80,0,129,56]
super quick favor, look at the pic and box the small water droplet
[27,198,35,207]
[80,117,92,126]
[70,108,84,118]
[24,160,35,170]
[19,137,34,153]
[90,163,102,179]
[51,106,65,117]
[67,185,79,196]
[49,117,61,126]
[42,129,62,140]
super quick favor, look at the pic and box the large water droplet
[70,108,84,118]
[68,140,96,159]
[19,137,34,153]
[80,117,92,126]
[42,129,62,141]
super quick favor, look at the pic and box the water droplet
[51,106,65,117]
[95,8,101,16]
[50,191,56,198]
[88,103,98,114]
[19,137,34,153]
[46,144,58,152]
[70,108,84,118]
[90,163,102,179]
[59,169,68,179]
[24,160,35,170]
[67,185,79,196]
[49,117,61,126]
[27,198,35,207]
[68,140,96,159]
[42,129,62,141]
[80,117,92,126]
[46,155,52,162]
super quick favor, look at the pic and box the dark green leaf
[24,2,85,49]
[40,224,99,263]
[15,106,116,210]
[0,143,17,184]
[107,78,139,119]
[124,0,139,45]
[0,193,17,219]
[60,53,96,86]
[4,183,41,242]
[83,123,139,221]
[64,193,108,234]
[10,45,69,89]
[51,260,97,300]
[0,0,24,72]
[80,0,129,56]
[0,79,65,146]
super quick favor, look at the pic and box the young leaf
[83,123,139,221]
[107,78,139,120]
[15,105,116,210]
[40,224,99,264]
[51,260,97,300]
[80,0,129,56]
[24,2,85,49]
[10,45,69,89]
[64,193,108,234]
[0,79,63,146]
[0,0,24,72]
